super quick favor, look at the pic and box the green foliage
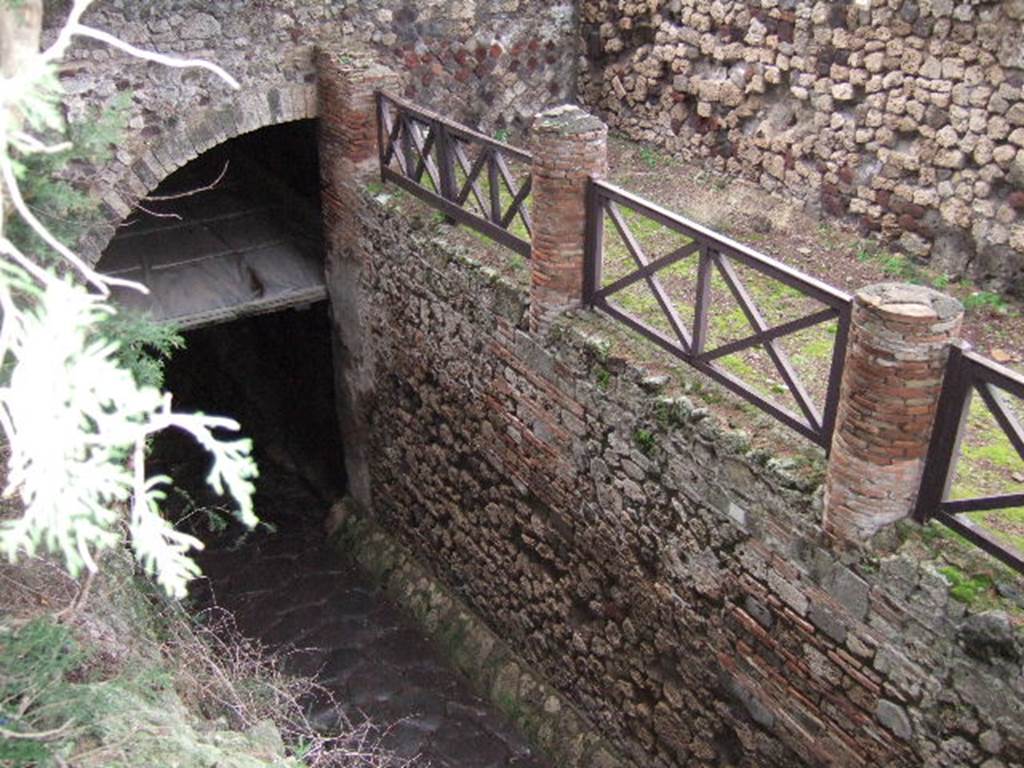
[0,279,259,597]
[854,244,875,262]
[493,127,510,143]
[938,565,995,605]
[639,145,660,169]
[962,290,1012,315]
[0,618,86,766]
[633,427,656,455]
[594,366,611,390]
[96,311,185,389]
[582,334,611,364]
[0,601,315,767]
[655,397,688,428]
[8,92,130,255]
[855,241,927,283]
[879,252,922,282]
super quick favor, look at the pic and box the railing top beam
[962,348,1024,399]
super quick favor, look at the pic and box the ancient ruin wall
[48,0,577,257]
[352,196,1024,768]
[578,0,1024,295]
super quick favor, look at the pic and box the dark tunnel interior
[153,302,347,530]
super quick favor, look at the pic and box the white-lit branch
[144,160,230,202]
[73,26,240,90]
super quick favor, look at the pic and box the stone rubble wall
[577,0,1024,295]
[48,0,577,256]
[355,194,1024,768]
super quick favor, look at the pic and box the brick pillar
[317,49,400,517]
[823,283,964,541]
[317,49,399,187]
[529,105,607,333]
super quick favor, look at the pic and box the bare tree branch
[144,160,230,202]
[0,720,75,741]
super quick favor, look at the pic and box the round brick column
[823,283,964,541]
[529,105,607,333]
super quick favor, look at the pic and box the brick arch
[84,82,318,266]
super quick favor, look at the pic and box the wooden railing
[915,345,1024,574]
[376,91,533,257]
[374,94,1024,571]
[583,180,852,449]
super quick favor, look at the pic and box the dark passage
[155,305,547,767]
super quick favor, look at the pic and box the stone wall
[350,193,1024,767]
[578,0,1024,295]
[47,0,576,258]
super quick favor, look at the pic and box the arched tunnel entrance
[100,117,349,516]
[102,118,547,766]
[98,119,327,328]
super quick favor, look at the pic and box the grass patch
[937,565,996,606]
[634,142,672,171]
[963,290,1014,316]
[0,618,88,767]
[855,242,925,283]
[633,428,656,456]
[953,396,1024,552]
[719,353,759,382]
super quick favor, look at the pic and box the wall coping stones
[532,104,607,136]
[857,282,964,330]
